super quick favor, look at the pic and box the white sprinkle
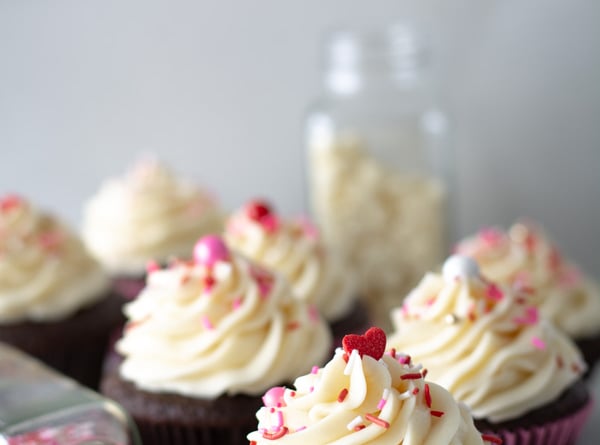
[347,415,364,431]
[398,390,412,400]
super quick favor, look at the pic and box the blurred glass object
[0,343,140,445]
[306,24,452,329]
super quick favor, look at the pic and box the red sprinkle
[262,427,288,440]
[0,194,22,213]
[390,348,396,359]
[424,384,432,408]
[421,368,428,378]
[287,321,300,331]
[204,275,216,289]
[146,260,160,273]
[557,356,564,369]
[482,434,503,444]
[400,373,422,380]
[398,355,411,365]
[250,442,257,445]
[353,425,365,431]
[412,388,420,395]
[337,388,348,403]
[572,363,582,373]
[365,413,390,429]
[343,353,349,363]
[430,410,445,418]
[246,199,272,221]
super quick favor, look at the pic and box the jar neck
[322,25,431,96]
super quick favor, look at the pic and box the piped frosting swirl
[0,195,109,323]
[82,159,223,274]
[389,255,586,422]
[225,200,356,321]
[455,222,600,339]
[248,327,494,445]
[117,235,332,398]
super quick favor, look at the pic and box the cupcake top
[455,222,600,338]
[117,235,332,398]
[388,256,586,423]
[0,195,109,324]
[82,159,223,275]
[248,327,497,445]
[225,199,356,321]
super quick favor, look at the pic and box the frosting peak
[455,222,600,339]
[225,200,356,321]
[0,195,109,323]
[82,159,223,274]
[117,238,332,398]
[389,268,586,422]
[248,329,494,444]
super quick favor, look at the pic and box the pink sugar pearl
[262,386,287,407]
[193,235,230,267]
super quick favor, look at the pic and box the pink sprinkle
[38,231,63,251]
[309,386,314,393]
[486,284,504,301]
[201,315,214,330]
[311,366,319,374]
[531,336,546,350]
[232,297,242,311]
[479,227,505,246]
[308,305,319,323]
[398,355,411,365]
[514,307,539,326]
[0,194,22,213]
[426,296,436,306]
[146,260,160,273]
[261,214,280,233]
[296,426,306,432]
[295,215,319,240]
[276,411,284,428]
[559,266,582,288]
[377,398,387,410]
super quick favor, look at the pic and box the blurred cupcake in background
[388,255,592,445]
[225,199,369,343]
[82,158,224,299]
[455,221,600,373]
[101,235,331,445]
[0,194,123,388]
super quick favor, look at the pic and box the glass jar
[306,24,451,329]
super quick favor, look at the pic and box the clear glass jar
[306,25,451,329]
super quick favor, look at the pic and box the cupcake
[388,255,592,444]
[101,235,332,445]
[248,327,500,444]
[82,158,223,299]
[455,222,600,371]
[225,199,368,342]
[0,194,123,388]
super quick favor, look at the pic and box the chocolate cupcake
[101,235,332,445]
[0,194,123,388]
[248,327,500,444]
[82,158,224,299]
[455,221,600,374]
[225,199,369,344]
[388,255,592,445]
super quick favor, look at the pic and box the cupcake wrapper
[481,397,594,445]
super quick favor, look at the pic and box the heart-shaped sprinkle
[193,235,230,268]
[342,327,386,361]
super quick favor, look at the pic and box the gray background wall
[1,0,599,275]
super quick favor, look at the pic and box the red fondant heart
[342,327,386,360]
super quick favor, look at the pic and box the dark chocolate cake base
[330,299,371,346]
[475,379,592,445]
[575,333,600,378]
[113,274,146,300]
[0,292,125,389]
[101,356,261,445]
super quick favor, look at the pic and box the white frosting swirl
[82,159,223,274]
[0,196,109,323]
[248,349,490,445]
[456,223,600,338]
[389,266,586,422]
[117,250,332,398]
[225,205,356,321]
